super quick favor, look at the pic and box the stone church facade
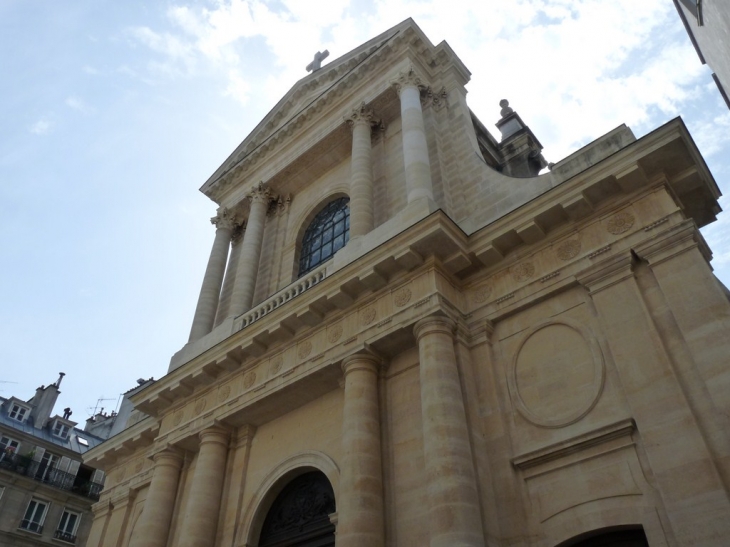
[84,19,730,547]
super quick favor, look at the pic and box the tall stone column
[178,426,230,547]
[129,448,184,547]
[346,103,377,238]
[414,316,483,547]
[189,209,237,341]
[229,182,273,316]
[392,67,434,204]
[338,353,385,547]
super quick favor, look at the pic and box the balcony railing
[0,454,103,501]
[236,263,328,330]
[54,530,77,544]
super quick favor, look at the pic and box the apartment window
[36,452,60,483]
[53,421,70,439]
[20,498,48,534]
[9,403,29,422]
[298,197,350,276]
[0,435,20,460]
[55,509,80,544]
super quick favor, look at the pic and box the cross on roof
[306,50,330,73]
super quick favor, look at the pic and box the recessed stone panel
[510,320,605,428]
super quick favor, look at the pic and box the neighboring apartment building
[674,0,730,108]
[0,374,106,546]
[84,18,730,547]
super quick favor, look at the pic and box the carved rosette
[473,285,493,304]
[606,211,635,235]
[194,398,207,416]
[556,240,582,261]
[328,324,343,343]
[172,410,184,427]
[133,459,145,474]
[390,66,426,95]
[218,385,231,403]
[361,307,377,326]
[270,355,284,375]
[511,262,535,282]
[243,371,256,389]
[298,340,313,360]
[393,287,412,307]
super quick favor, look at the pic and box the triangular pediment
[200,18,458,200]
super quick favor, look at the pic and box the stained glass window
[298,197,350,277]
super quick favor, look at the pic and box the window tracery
[298,198,350,277]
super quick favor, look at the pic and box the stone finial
[499,99,514,118]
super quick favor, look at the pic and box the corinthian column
[189,209,237,341]
[178,426,230,547]
[392,66,434,204]
[414,316,483,547]
[338,353,384,547]
[346,103,378,238]
[129,448,184,547]
[229,182,274,316]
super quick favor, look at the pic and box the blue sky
[1,0,729,422]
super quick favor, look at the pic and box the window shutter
[67,460,81,478]
[91,469,106,484]
[32,446,45,462]
[58,456,71,473]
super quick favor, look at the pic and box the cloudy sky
[1,0,729,424]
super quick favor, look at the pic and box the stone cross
[306,50,330,72]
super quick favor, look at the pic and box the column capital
[391,65,427,95]
[413,315,456,342]
[151,446,185,468]
[199,425,231,447]
[246,181,276,205]
[345,102,380,130]
[211,207,239,231]
[342,351,382,377]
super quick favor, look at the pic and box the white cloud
[66,96,94,114]
[29,119,52,135]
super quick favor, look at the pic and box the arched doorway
[258,471,336,547]
[558,527,649,546]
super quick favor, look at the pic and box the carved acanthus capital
[276,193,292,216]
[211,207,240,231]
[423,86,448,110]
[391,66,427,95]
[247,181,277,205]
[345,102,381,131]
[230,222,245,243]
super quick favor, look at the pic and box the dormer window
[52,420,70,439]
[9,403,29,423]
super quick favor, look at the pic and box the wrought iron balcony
[0,454,103,501]
[54,530,77,544]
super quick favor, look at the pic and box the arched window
[298,197,350,277]
[258,471,336,547]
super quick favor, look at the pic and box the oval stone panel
[511,322,603,427]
